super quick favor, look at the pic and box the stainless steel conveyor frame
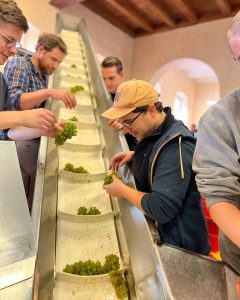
[0,13,239,300]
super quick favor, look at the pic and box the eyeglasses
[0,30,22,49]
[119,112,143,129]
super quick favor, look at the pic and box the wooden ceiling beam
[103,0,153,33]
[136,8,240,37]
[146,0,176,28]
[174,0,197,23]
[82,0,135,37]
[212,0,231,16]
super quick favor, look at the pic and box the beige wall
[15,1,134,79]
[132,18,239,98]
[158,68,196,124]
[194,83,220,125]
[158,68,219,126]
[16,0,58,33]
[62,4,134,79]
[14,1,238,124]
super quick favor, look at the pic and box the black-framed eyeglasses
[0,30,22,49]
[119,112,143,129]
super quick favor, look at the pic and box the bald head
[228,11,240,62]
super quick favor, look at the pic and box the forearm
[121,185,145,212]
[8,126,41,140]
[209,201,240,247]
[0,111,26,130]
[20,89,51,110]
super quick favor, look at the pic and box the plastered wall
[132,18,239,98]
[158,68,219,126]
[16,0,58,34]
[14,1,239,124]
[62,5,134,80]
[16,1,134,80]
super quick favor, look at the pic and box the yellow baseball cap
[101,79,159,119]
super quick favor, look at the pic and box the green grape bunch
[63,254,128,299]
[70,85,84,94]
[63,254,119,276]
[70,64,77,68]
[77,206,101,215]
[68,116,78,122]
[63,163,75,172]
[63,163,89,174]
[55,122,77,146]
[109,270,128,299]
[104,170,122,185]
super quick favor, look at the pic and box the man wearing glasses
[0,1,66,212]
[4,32,77,212]
[193,12,240,275]
[102,79,210,255]
[0,0,58,135]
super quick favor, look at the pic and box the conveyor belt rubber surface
[53,29,129,300]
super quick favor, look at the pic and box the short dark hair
[133,101,163,113]
[101,56,123,73]
[0,0,28,32]
[36,33,67,55]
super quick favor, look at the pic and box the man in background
[101,56,137,150]
[4,33,76,211]
[193,11,240,275]
[0,0,61,137]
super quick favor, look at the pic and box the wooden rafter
[174,0,197,23]
[103,0,153,33]
[212,0,231,16]
[82,0,135,37]
[145,0,176,28]
[136,7,240,37]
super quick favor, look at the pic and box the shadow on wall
[150,58,220,128]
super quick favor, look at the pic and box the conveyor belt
[52,29,130,300]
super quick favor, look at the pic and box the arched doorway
[150,58,220,128]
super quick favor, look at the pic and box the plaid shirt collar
[24,54,47,83]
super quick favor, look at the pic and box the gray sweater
[193,88,240,275]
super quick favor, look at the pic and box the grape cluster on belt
[63,254,119,275]
[109,270,128,299]
[68,116,78,122]
[63,163,89,174]
[70,85,84,94]
[104,170,122,185]
[55,123,78,146]
[70,64,77,68]
[63,254,128,299]
[77,206,101,215]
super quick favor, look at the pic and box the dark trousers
[16,139,40,213]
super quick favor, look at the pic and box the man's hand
[103,175,125,197]
[108,119,123,131]
[40,120,66,138]
[21,109,56,130]
[109,151,134,170]
[50,89,77,109]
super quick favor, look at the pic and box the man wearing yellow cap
[102,79,210,255]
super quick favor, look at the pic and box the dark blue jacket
[134,108,211,255]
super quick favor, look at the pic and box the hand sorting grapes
[55,122,78,146]
[104,171,122,185]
